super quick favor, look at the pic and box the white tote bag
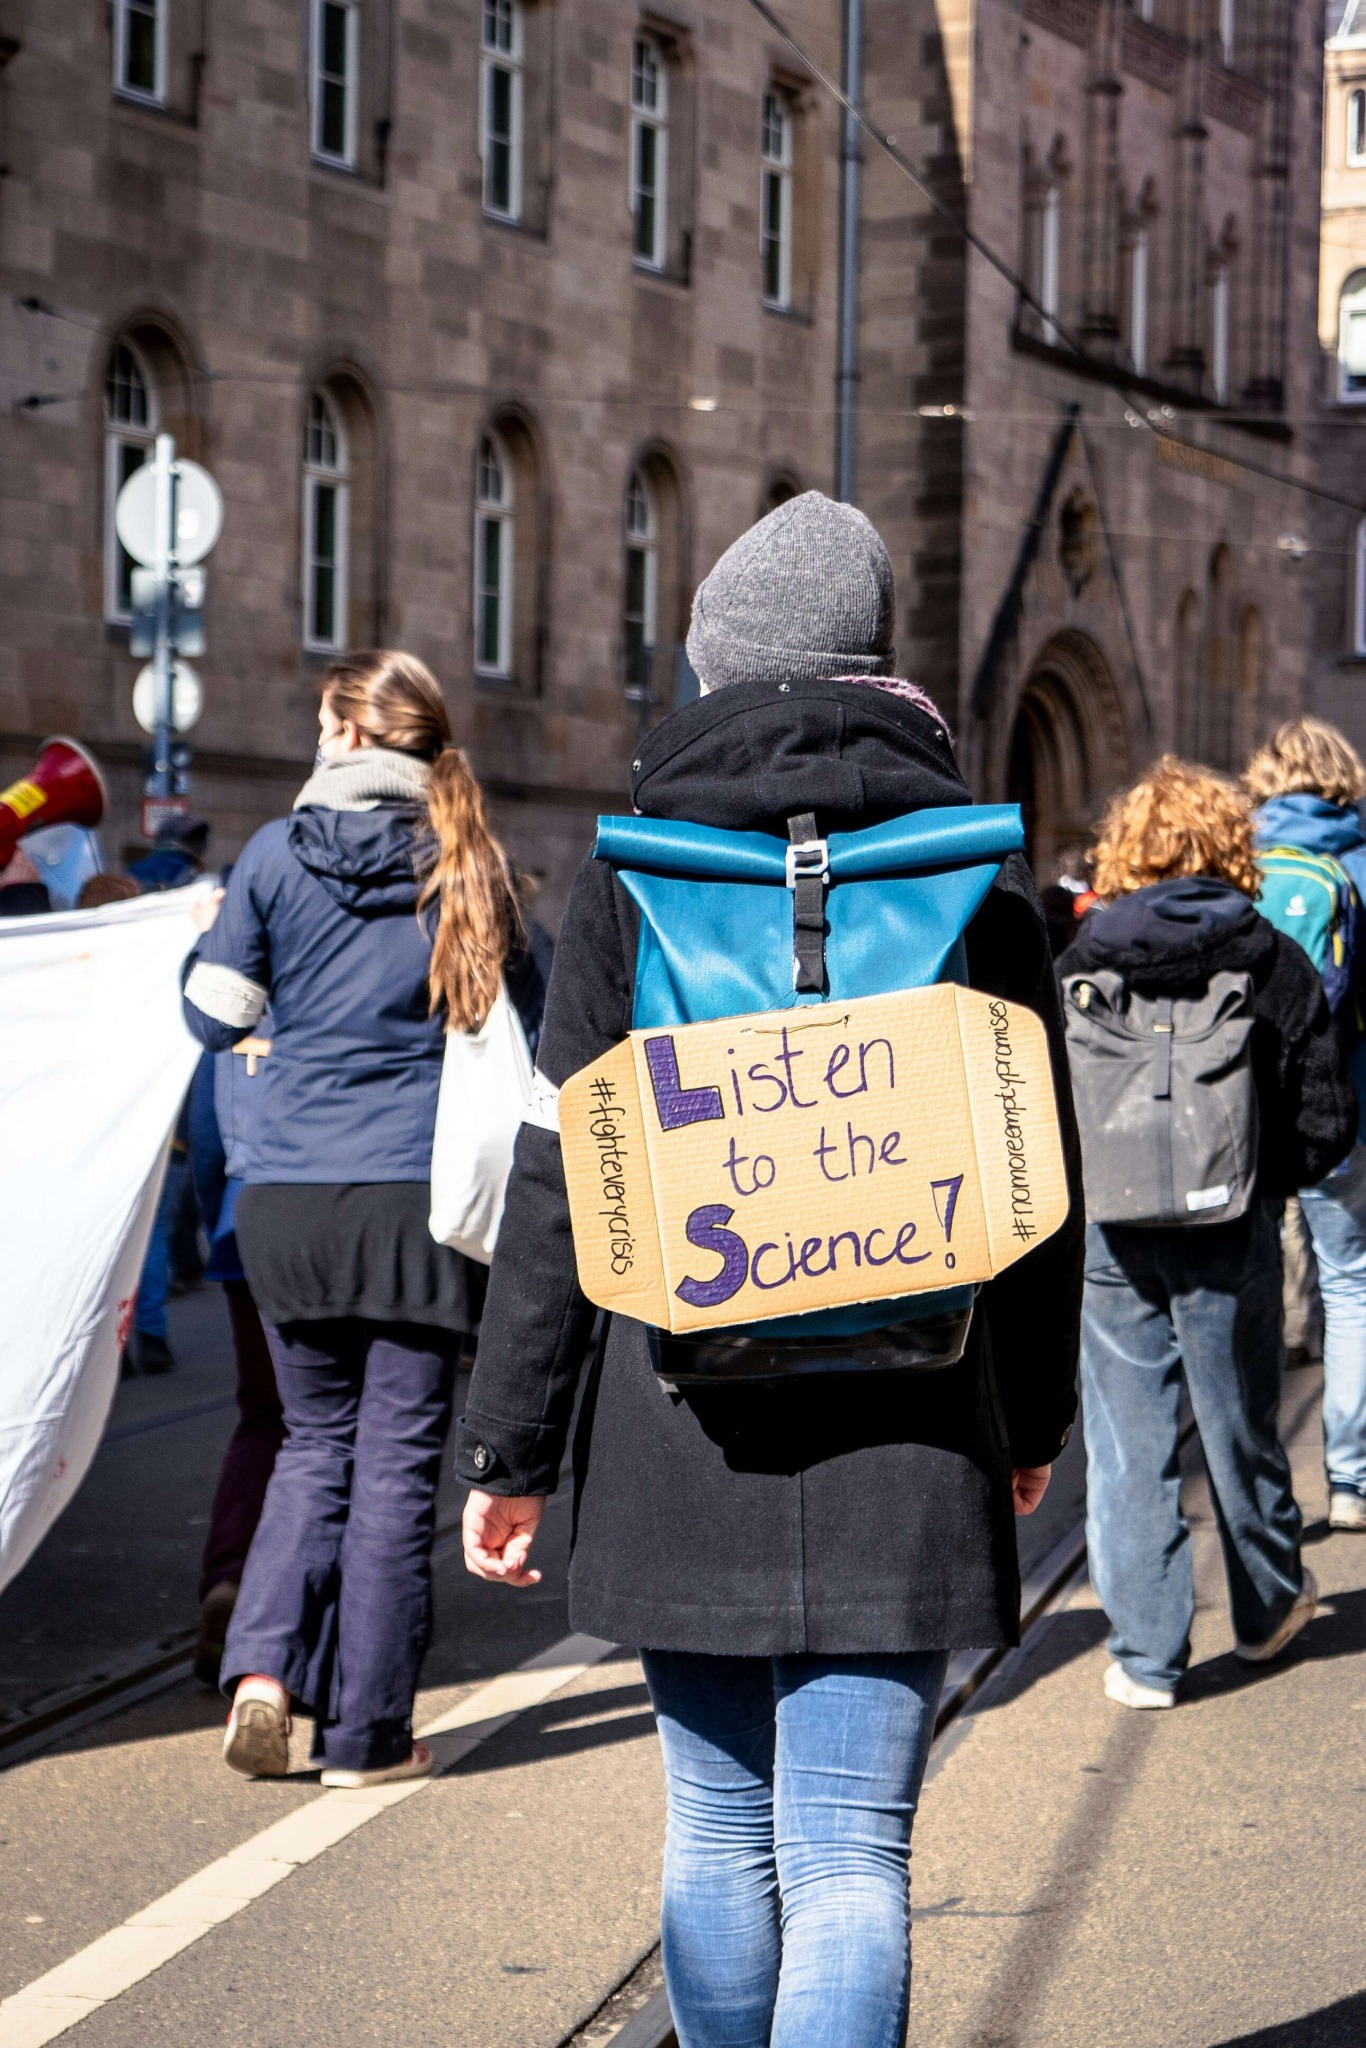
[428,981,535,1263]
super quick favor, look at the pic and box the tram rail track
[1,1471,1110,2048]
[578,1512,1095,2048]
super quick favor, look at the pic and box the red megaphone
[0,737,107,866]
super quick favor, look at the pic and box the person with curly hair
[1059,757,1355,1709]
[1246,718,1366,1529]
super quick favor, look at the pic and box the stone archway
[1006,630,1131,880]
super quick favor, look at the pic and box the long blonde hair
[320,651,520,1030]
[1090,755,1259,902]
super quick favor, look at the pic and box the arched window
[105,339,157,622]
[623,468,658,695]
[760,472,800,517]
[303,388,349,651]
[474,432,514,677]
[1349,89,1366,166]
[1340,271,1366,402]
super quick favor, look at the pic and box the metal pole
[150,432,177,799]
[834,0,863,503]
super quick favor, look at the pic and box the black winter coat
[1058,876,1357,1198]
[456,680,1085,1656]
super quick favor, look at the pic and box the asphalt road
[0,1283,1105,2048]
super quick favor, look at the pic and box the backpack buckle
[785,838,829,889]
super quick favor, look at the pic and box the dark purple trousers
[198,1282,286,1603]
[220,1318,459,1772]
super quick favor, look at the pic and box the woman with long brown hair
[183,651,542,1786]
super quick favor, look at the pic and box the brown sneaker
[223,1676,291,1777]
[194,1581,238,1689]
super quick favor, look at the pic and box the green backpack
[1255,846,1357,1019]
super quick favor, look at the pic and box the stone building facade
[0,0,1327,910]
[856,0,1325,876]
[1309,0,1366,750]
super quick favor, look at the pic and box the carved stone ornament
[1203,65,1265,134]
[1023,0,1101,49]
[1119,15,1186,93]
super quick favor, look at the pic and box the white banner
[0,885,208,1593]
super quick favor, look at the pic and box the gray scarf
[293,748,432,812]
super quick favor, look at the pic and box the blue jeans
[1300,1141,1366,1495]
[640,1648,948,2048]
[1082,1201,1304,1691]
[222,1319,458,1772]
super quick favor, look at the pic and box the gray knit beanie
[685,490,895,693]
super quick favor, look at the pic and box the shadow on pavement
[1211,1991,1366,2045]
[972,1609,1110,1713]
[1182,1585,1366,1704]
[436,1678,657,1777]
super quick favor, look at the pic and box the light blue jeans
[640,1648,948,2048]
[1082,1202,1304,1692]
[1300,1141,1366,1496]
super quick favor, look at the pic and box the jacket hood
[1063,875,1275,988]
[630,677,968,834]
[286,803,427,914]
[1253,793,1366,859]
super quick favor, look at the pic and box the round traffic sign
[115,459,224,567]
[132,660,203,734]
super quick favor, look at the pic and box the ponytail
[420,747,522,1031]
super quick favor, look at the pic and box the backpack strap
[787,811,828,994]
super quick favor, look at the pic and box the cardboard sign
[559,984,1068,1334]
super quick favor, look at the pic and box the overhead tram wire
[740,0,1366,520]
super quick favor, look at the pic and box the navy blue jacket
[182,805,446,1183]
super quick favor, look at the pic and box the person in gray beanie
[459,494,1082,2046]
[687,489,895,692]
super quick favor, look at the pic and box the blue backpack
[593,802,1026,1384]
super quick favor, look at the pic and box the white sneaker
[1103,1660,1175,1710]
[319,1742,434,1790]
[1329,1488,1366,1531]
[1235,1566,1318,1664]
[223,1676,291,1777]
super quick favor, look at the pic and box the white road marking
[0,1631,615,2048]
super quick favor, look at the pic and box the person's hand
[1,849,41,888]
[1011,1464,1052,1516]
[192,886,225,933]
[463,1489,545,1586]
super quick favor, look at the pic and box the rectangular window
[304,477,348,649]
[1356,521,1366,656]
[113,0,166,105]
[631,38,668,271]
[761,92,793,310]
[1039,188,1061,348]
[1129,231,1149,377]
[312,0,360,168]
[1211,268,1230,403]
[480,0,523,220]
[475,514,513,673]
[106,438,150,621]
[624,542,658,693]
[1350,90,1366,167]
